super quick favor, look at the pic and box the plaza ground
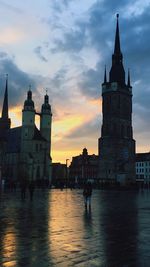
[0,188,150,267]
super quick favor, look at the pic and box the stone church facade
[98,15,136,185]
[0,78,52,185]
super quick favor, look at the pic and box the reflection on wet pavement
[0,189,150,266]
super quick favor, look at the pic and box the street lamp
[66,159,69,188]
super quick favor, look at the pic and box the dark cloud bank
[0,53,37,108]
[1,0,150,149]
[48,0,150,140]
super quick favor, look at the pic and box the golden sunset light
[1,2,150,267]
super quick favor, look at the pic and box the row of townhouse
[136,153,150,185]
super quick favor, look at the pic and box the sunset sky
[0,0,150,163]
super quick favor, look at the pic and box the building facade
[98,15,136,185]
[0,78,52,185]
[69,148,99,186]
[51,163,67,187]
[136,153,150,186]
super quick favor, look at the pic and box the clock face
[112,82,117,91]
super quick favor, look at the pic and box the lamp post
[66,159,69,188]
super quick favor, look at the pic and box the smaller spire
[104,65,107,83]
[114,13,121,55]
[2,74,8,119]
[127,69,131,87]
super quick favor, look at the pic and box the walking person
[83,181,92,210]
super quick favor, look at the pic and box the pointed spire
[127,69,131,87]
[114,14,121,55]
[2,74,8,119]
[109,14,125,85]
[104,65,107,83]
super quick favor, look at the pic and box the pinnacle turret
[104,66,107,83]
[127,69,131,87]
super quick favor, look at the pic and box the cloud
[1,0,150,161]
[47,0,150,158]
[0,0,23,14]
[52,26,87,53]
[0,53,37,107]
[50,0,73,13]
[78,63,102,100]
[0,27,25,44]
[34,46,48,62]
[66,115,101,139]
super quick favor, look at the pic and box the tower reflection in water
[48,190,88,265]
[0,204,17,267]
[0,192,52,267]
[98,191,138,266]
[0,190,146,266]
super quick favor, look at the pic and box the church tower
[40,93,52,153]
[0,76,11,178]
[98,15,135,185]
[0,75,11,133]
[40,93,52,181]
[21,87,35,151]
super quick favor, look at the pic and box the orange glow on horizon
[89,98,102,106]
[8,105,149,164]
[9,106,22,127]
[52,115,85,141]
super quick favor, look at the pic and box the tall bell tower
[98,15,135,185]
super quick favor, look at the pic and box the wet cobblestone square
[0,189,150,267]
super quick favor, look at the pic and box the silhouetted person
[83,182,92,210]
[20,179,27,201]
[28,180,35,201]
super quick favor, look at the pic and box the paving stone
[0,189,150,266]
